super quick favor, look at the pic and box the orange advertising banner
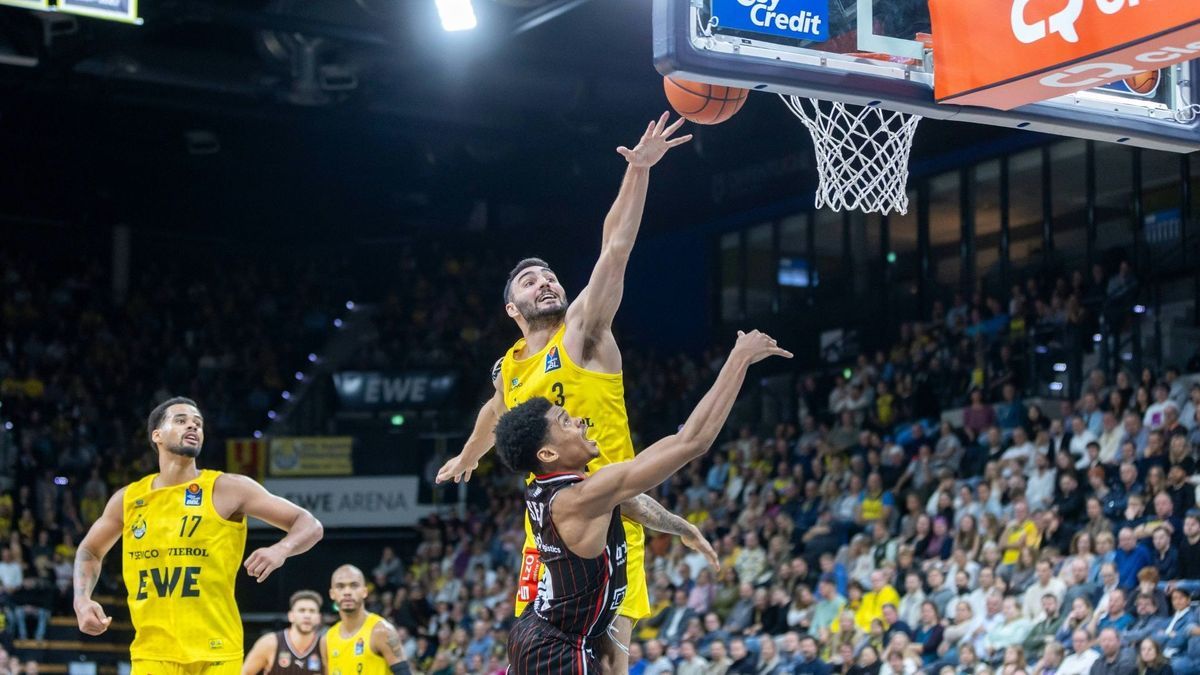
[930,0,1200,110]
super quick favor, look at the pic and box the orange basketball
[1124,70,1159,96]
[663,76,748,125]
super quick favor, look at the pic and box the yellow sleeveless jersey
[327,613,390,675]
[500,323,635,470]
[122,470,246,663]
[500,323,648,619]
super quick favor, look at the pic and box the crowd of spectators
[0,243,346,665]
[357,261,1200,675]
[3,234,1199,675]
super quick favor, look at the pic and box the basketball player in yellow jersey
[321,565,410,675]
[436,113,713,673]
[73,396,325,675]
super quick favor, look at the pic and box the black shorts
[506,614,601,675]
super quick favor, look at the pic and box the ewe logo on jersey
[544,346,562,373]
[712,0,829,42]
[184,483,203,507]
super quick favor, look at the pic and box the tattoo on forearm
[630,494,691,536]
[74,548,100,599]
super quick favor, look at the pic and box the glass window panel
[746,222,775,316]
[849,212,871,295]
[780,214,808,254]
[720,232,741,322]
[1096,143,1134,252]
[974,159,1003,284]
[891,189,919,283]
[1050,141,1088,268]
[928,172,962,287]
[1142,150,1181,214]
[1009,149,1044,267]
[814,208,844,282]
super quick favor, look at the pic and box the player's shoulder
[370,614,398,634]
[253,630,280,649]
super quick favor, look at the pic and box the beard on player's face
[166,440,201,458]
[516,297,568,330]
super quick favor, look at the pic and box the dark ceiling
[0,0,1015,243]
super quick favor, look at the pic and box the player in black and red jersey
[494,330,790,675]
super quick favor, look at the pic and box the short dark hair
[494,397,553,474]
[504,257,552,304]
[146,396,200,450]
[289,589,323,610]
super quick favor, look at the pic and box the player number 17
[179,515,201,537]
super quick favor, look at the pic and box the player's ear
[536,446,558,466]
[150,428,161,446]
[505,301,520,319]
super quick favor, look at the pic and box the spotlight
[295,372,305,381]
[346,301,356,310]
[1133,305,1146,314]
[267,410,277,420]
[308,353,318,363]
[282,391,291,401]
[1093,334,1102,343]
[435,0,477,31]
[333,318,344,328]
[1053,363,1067,373]
[253,430,263,439]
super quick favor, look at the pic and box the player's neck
[288,626,317,653]
[338,607,369,635]
[519,320,563,356]
[154,453,201,488]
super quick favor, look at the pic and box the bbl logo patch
[307,656,321,671]
[184,483,203,507]
[278,654,292,669]
[134,499,146,509]
[209,639,224,649]
[131,514,147,539]
[510,377,521,390]
[544,346,562,373]
[354,638,365,656]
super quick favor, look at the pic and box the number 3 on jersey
[551,382,565,406]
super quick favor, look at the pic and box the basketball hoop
[781,96,922,216]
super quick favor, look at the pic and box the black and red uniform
[507,472,628,675]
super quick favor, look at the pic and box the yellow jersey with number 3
[122,469,246,664]
[499,323,648,620]
[499,323,634,469]
[327,613,390,675]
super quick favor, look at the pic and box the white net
[781,95,922,216]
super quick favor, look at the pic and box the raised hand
[681,524,720,571]
[435,453,480,484]
[732,330,794,364]
[616,112,693,168]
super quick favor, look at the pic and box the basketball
[1124,70,1159,96]
[663,76,748,125]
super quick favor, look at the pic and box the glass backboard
[653,0,1200,152]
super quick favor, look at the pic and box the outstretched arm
[74,488,126,636]
[566,114,692,343]
[621,494,719,569]
[437,366,507,484]
[564,331,791,518]
[217,474,324,583]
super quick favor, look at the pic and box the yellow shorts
[515,514,650,622]
[131,661,241,675]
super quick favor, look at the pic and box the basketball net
[781,96,922,216]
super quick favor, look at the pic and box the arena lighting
[54,476,68,486]
[295,372,305,381]
[1035,345,1049,354]
[253,430,263,439]
[435,0,477,31]
[3,421,11,431]
[308,353,318,363]
[1093,333,1103,343]
[1049,382,1064,392]
[1121,352,1133,361]
[1053,363,1067,373]
[333,318,344,328]
[345,301,356,310]
[281,391,291,400]
[886,252,897,264]
[267,410,277,420]
[1133,304,1147,314]
[390,414,406,426]
[842,368,852,379]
